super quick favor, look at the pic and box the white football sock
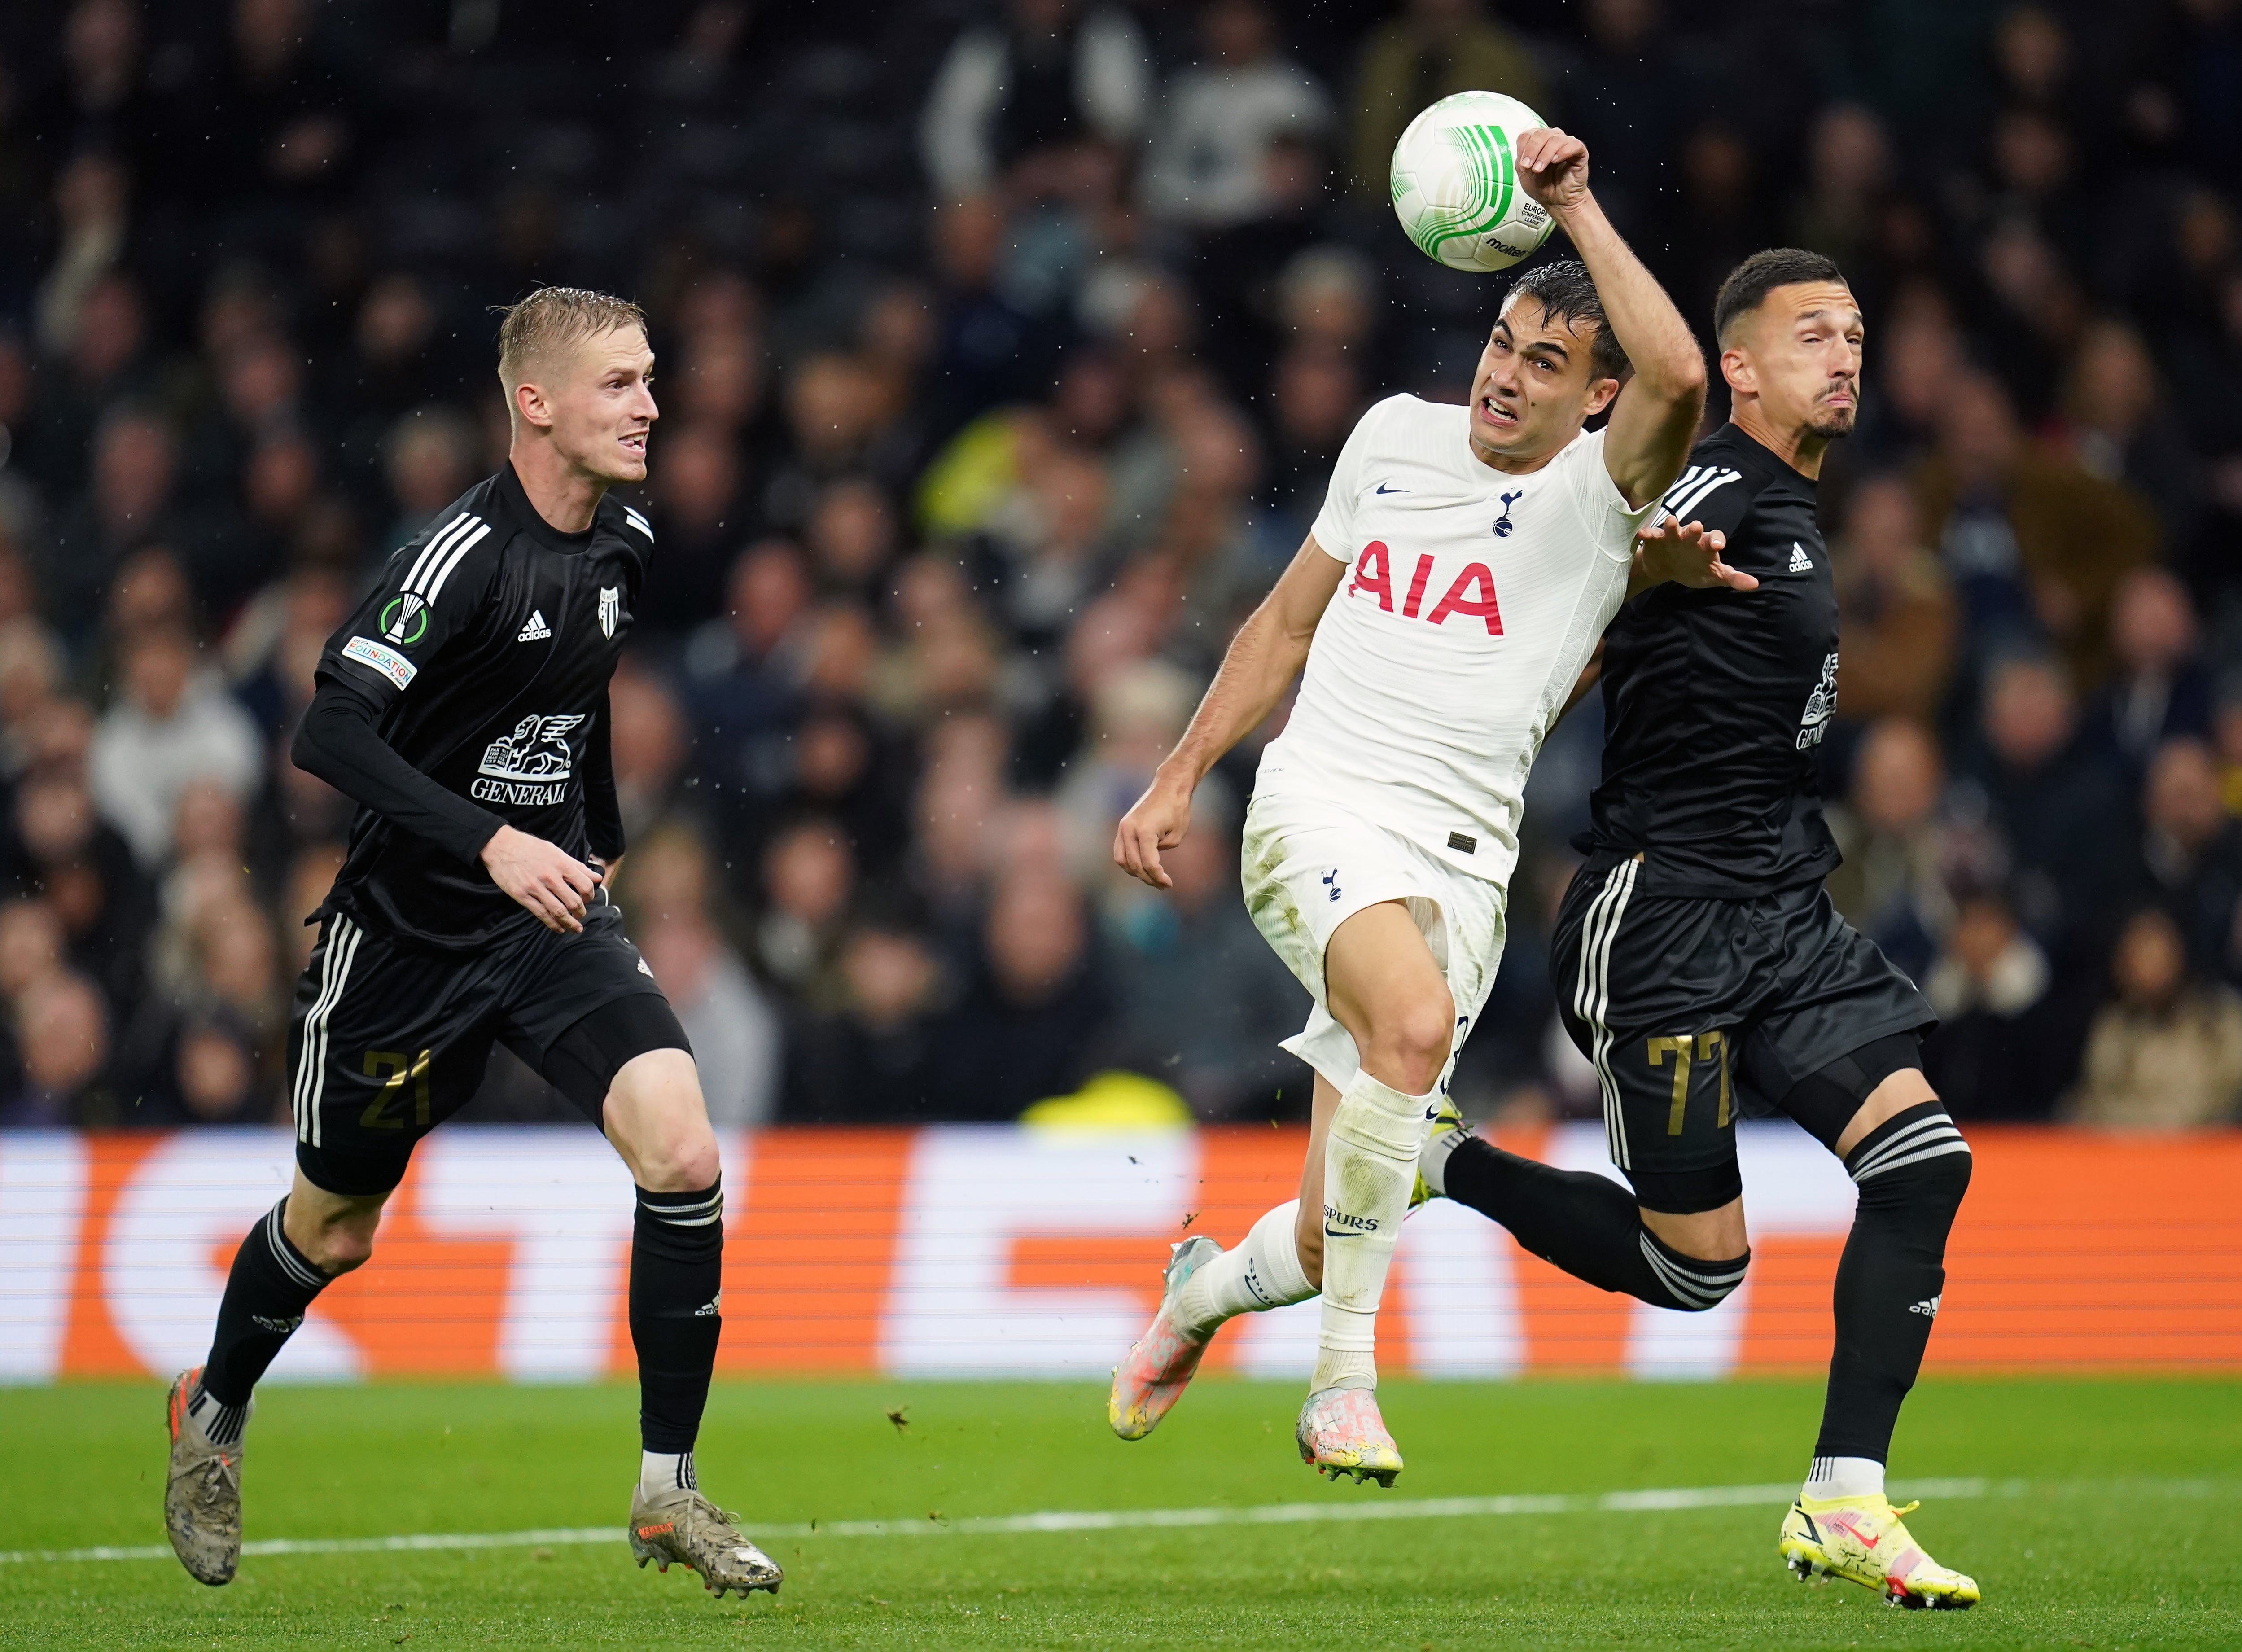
[640,1449,696,1494]
[184,1378,248,1449]
[1804,1455,1884,1500]
[1174,1200,1315,1336]
[1313,1069,1436,1393]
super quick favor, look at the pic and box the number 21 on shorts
[360,1048,433,1130]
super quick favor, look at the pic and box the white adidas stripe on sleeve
[1664,468,1741,522]
[422,521,492,602]
[401,513,473,596]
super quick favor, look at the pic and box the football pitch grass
[1,1377,2235,1649]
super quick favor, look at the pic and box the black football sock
[1813,1103,1972,1465]
[200,1199,334,1420]
[631,1180,724,1456]
[1442,1137,1749,1311]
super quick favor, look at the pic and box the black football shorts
[287,894,669,1195]
[1550,859,1935,1212]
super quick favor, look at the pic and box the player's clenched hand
[1515,127,1592,215]
[1633,515,1758,593]
[1114,776,1192,891]
[481,824,601,933]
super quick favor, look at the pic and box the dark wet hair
[1714,248,1848,344]
[1505,259,1629,384]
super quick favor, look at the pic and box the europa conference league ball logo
[380,592,430,646]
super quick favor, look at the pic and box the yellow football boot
[1410,1095,1467,1211]
[1779,1492,1980,1610]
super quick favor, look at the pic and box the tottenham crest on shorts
[598,586,620,639]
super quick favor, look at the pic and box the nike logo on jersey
[1787,542,1814,573]
[516,609,552,642]
[1663,465,1742,520]
[1375,482,1407,494]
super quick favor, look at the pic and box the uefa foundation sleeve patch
[342,634,418,690]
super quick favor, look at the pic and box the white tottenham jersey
[1258,394,1659,886]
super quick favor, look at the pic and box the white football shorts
[1239,788,1508,1095]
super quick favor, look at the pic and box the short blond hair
[494,286,647,391]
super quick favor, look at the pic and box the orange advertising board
[1,1123,2235,1382]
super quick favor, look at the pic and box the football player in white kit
[1108,127,1751,1482]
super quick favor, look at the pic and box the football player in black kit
[162,288,783,1599]
[1417,250,1980,1609]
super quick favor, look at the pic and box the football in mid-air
[1389,91,1558,273]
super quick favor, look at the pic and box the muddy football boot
[630,1482,784,1597]
[164,1368,244,1586]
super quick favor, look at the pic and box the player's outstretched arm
[1515,127,1705,509]
[1113,538,1345,890]
[1627,515,1759,599]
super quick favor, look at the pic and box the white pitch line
[0,1478,2018,1567]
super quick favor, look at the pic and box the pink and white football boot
[1108,1236,1222,1440]
[1296,1385,1403,1486]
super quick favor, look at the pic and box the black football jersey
[314,464,649,949]
[1574,424,1841,898]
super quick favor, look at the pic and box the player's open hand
[1632,514,1758,593]
[1515,127,1591,215]
[1114,777,1192,891]
[481,824,601,933]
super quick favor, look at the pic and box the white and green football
[1389,91,1557,273]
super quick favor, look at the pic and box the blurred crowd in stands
[0,0,2240,1135]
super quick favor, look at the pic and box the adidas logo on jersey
[1788,542,1814,573]
[517,609,552,641]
